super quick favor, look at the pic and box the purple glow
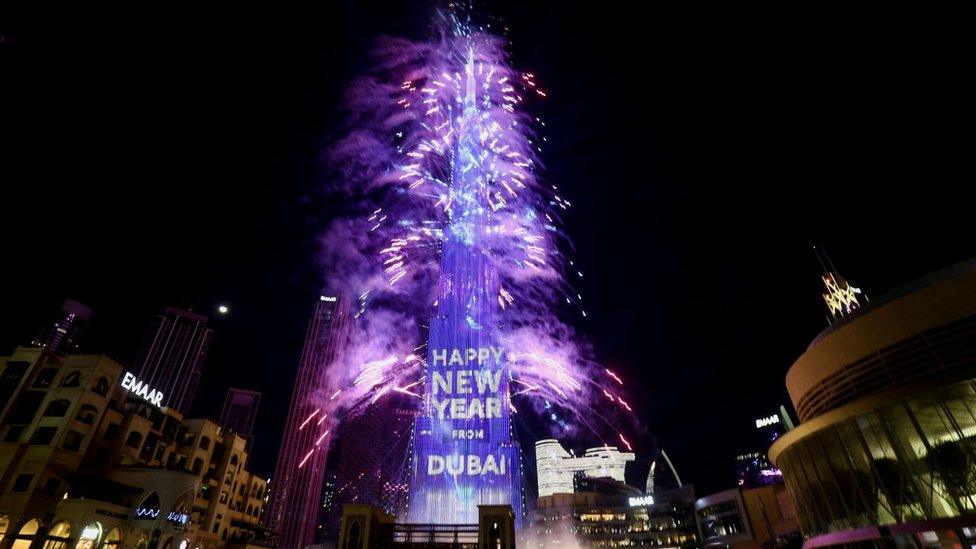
[315,8,638,523]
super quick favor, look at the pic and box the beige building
[0,347,269,549]
[770,259,976,547]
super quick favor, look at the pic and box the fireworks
[317,8,637,478]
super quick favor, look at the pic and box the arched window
[42,521,71,549]
[89,377,110,396]
[76,522,102,549]
[12,519,40,549]
[62,431,84,452]
[134,535,148,549]
[59,371,82,388]
[75,404,99,425]
[199,437,211,451]
[101,527,121,549]
[346,520,361,549]
[125,432,143,449]
[43,399,71,417]
[230,454,239,466]
[191,457,204,474]
[246,505,253,516]
[0,515,10,543]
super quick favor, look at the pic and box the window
[104,422,120,440]
[125,432,143,449]
[102,527,121,548]
[76,404,99,425]
[62,430,84,452]
[199,436,211,451]
[219,491,228,504]
[11,474,33,492]
[43,399,71,417]
[30,427,57,445]
[3,426,24,443]
[90,377,110,396]
[44,521,71,549]
[33,368,58,388]
[192,457,204,474]
[41,477,61,496]
[59,371,82,388]
[230,454,239,466]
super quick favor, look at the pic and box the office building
[0,347,269,548]
[134,307,213,416]
[735,408,792,489]
[31,299,92,355]
[266,295,350,549]
[770,258,976,547]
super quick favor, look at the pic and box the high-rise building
[219,388,261,452]
[266,295,350,549]
[319,398,415,541]
[31,299,92,355]
[735,408,792,489]
[134,307,213,416]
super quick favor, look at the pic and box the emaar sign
[120,372,164,408]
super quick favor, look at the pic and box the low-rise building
[0,347,269,548]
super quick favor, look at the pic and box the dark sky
[1,3,972,496]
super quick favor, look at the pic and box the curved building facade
[770,259,976,546]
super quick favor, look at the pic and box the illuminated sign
[410,339,521,524]
[822,273,862,319]
[755,414,780,428]
[120,372,164,407]
[629,495,655,507]
[320,295,337,302]
[167,511,190,525]
[133,508,159,519]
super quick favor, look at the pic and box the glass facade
[775,378,976,536]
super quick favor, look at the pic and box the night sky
[1,4,972,497]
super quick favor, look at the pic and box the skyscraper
[266,295,350,548]
[32,299,92,355]
[320,397,415,540]
[134,307,213,415]
[220,388,262,451]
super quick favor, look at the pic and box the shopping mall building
[770,258,976,547]
[0,348,269,549]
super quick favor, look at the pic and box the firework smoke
[316,13,635,449]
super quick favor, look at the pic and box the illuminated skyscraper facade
[320,398,415,540]
[134,307,213,416]
[220,387,262,452]
[32,299,92,355]
[267,295,350,548]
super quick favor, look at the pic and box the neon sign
[755,414,780,428]
[629,496,655,507]
[120,372,164,407]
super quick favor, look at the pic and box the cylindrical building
[770,259,976,547]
